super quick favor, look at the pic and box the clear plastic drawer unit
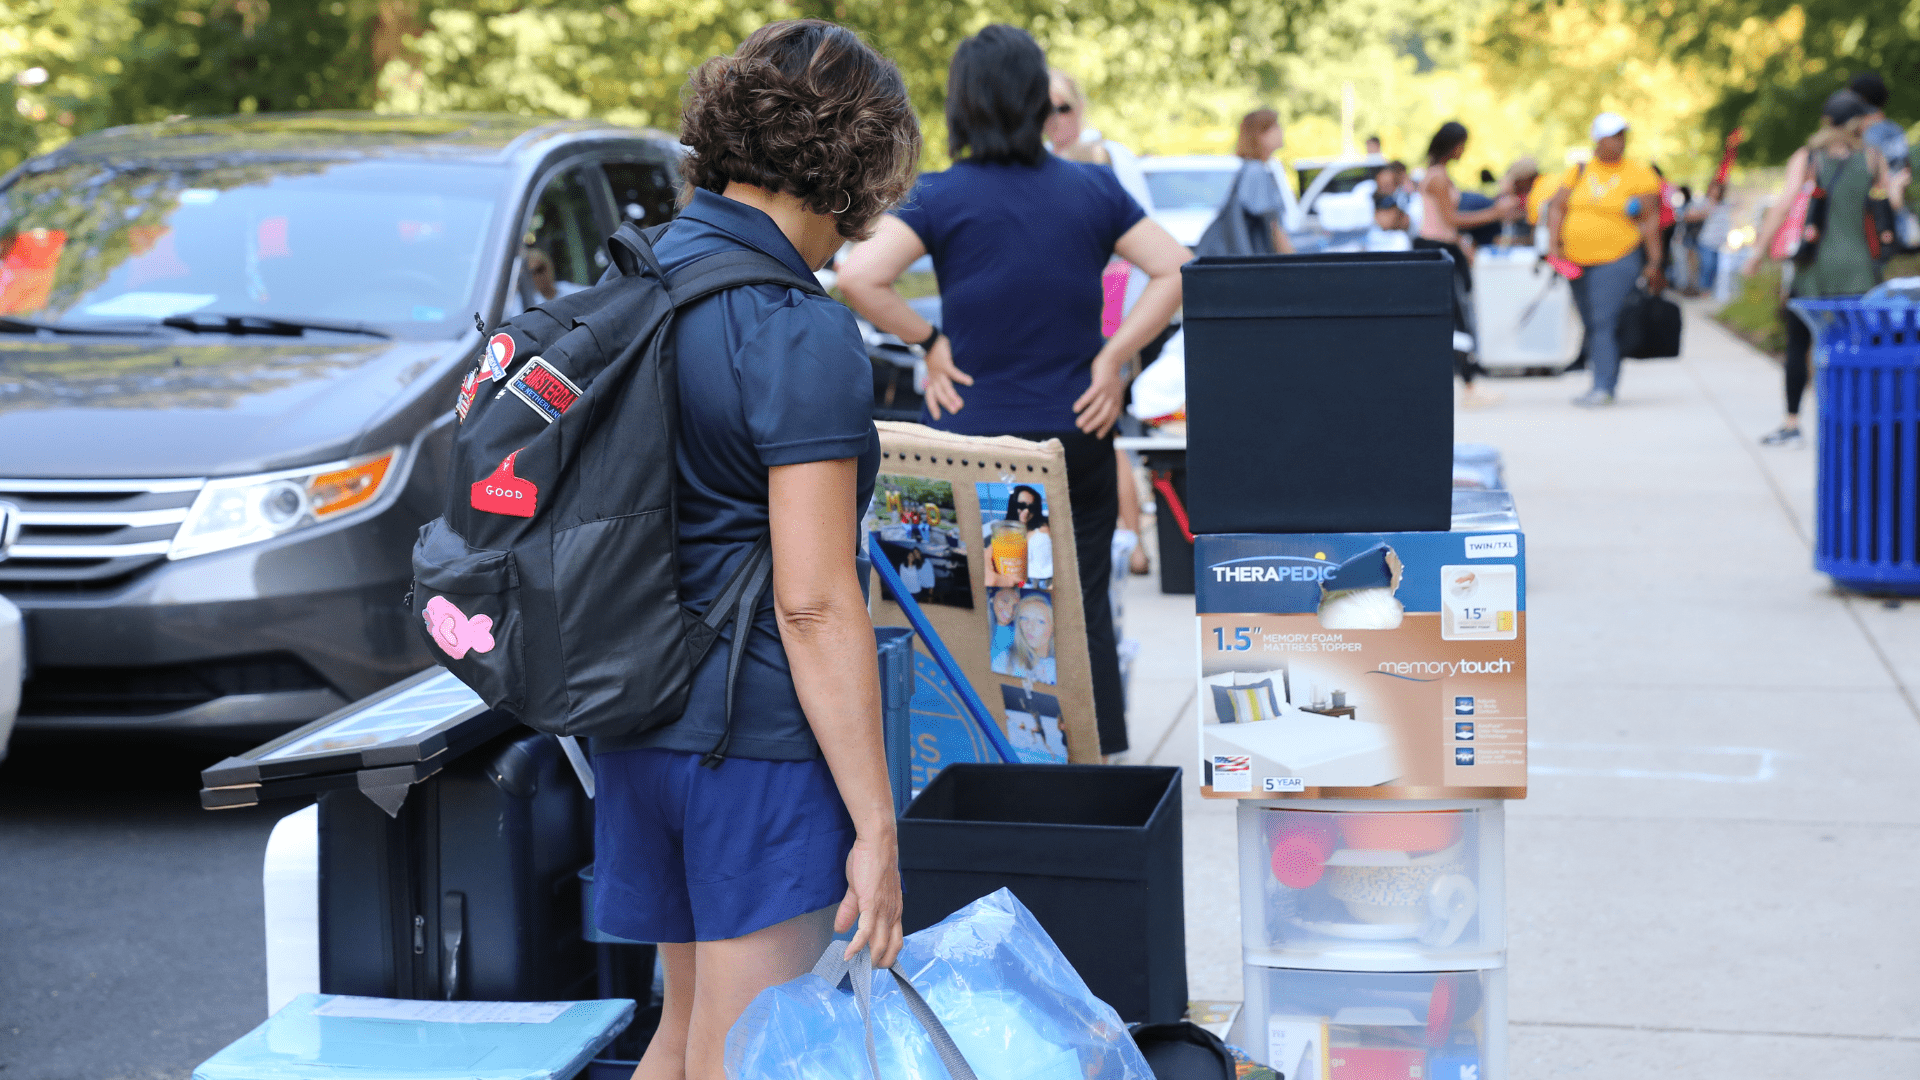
[1243,963,1506,1080]
[1238,801,1504,967]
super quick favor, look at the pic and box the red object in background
[0,227,66,314]
[1269,818,1338,888]
[1714,129,1745,187]
[1328,1047,1426,1080]
[257,216,291,259]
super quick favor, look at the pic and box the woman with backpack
[1750,89,1895,447]
[839,24,1189,759]
[587,21,920,1080]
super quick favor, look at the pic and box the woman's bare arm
[838,218,976,420]
[768,457,901,967]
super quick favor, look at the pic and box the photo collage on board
[977,480,1057,688]
[864,475,972,609]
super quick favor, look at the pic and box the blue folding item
[867,531,1018,765]
[192,994,634,1080]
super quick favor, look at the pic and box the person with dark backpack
[410,20,919,1079]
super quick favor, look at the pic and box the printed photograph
[1001,684,1068,764]
[865,474,972,609]
[988,586,1057,684]
[976,480,1052,589]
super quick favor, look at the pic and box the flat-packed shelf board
[199,669,514,808]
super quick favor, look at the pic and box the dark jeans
[1783,307,1813,417]
[1569,249,1644,395]
[1006,427,1125,756]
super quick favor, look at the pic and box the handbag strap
[811,943,979,1080]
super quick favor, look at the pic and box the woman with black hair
[1416,121,1519,407]
[590,20,920,1080]
[841,24,1188,758]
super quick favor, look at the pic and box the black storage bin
[319,728,596,1001]
[899,763,1185,1024]
[1182,250,1455,534]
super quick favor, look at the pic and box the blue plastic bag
[725,888,1154,1080]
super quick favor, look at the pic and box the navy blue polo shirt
[894,156,1145,434]
[623,188,879,761]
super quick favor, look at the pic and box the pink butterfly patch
[423,595,496,659]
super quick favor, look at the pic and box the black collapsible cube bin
[1182,250,1456,534]
[898,763,1185,1023]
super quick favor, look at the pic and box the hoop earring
[832,191,852,215]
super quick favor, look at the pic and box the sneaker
[1759,426,1804,446]
[1571,390,1616,408]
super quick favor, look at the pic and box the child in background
[1366,194,1413,251]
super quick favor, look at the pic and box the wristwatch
[916,325,942,351]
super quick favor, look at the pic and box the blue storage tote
[1791,299,1920,594]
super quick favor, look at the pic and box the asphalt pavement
[0,737,287,1080]
[1124,300,1920,1076]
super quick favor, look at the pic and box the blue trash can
[1791,298,1920,594]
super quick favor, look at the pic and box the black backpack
[408,221,827,762]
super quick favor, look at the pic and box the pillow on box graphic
[1212,679,1282,724]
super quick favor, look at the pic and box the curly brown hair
[680,20,921,241]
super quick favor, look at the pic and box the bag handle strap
[696,534,773,769]
[811,943,979,1080]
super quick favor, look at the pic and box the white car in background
[1137,154,1389,250]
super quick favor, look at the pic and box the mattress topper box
[1196,531,1526,799]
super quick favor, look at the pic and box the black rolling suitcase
[318,727,596,1001]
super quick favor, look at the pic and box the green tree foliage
[1634,0,1918,164]
[376,0,1331,164]
[108,0,381,122]
[0,0,139,170]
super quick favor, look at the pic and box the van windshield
[1143,169,1238,212]
[0,159,503,338]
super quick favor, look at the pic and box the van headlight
[168,448,401,560]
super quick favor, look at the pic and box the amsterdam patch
[505,357,581,424]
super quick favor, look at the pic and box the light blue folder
[193,994,634,1080]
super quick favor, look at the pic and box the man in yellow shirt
[1545,113,1666,407]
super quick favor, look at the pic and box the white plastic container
[263,803,320,1015]
[1471,249,1582,373]
[1238,800,1504,968]
[1243,962,1506,1080]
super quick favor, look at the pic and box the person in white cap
[1545,112,1666,407]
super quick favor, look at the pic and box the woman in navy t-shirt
[840,24,1189,756]
[589,21,920,1079]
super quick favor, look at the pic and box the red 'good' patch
[470,450,537,517]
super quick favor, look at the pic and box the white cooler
[1472,249,1583,373]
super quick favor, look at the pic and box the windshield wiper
[159,313,392,340]
[0,315,162,337]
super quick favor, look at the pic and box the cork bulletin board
[867,422,1101,773]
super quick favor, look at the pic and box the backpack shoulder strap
[667,249,828,308]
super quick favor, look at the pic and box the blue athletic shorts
[592,747,856,943]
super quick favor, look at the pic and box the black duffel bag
[1617,285,1683,359]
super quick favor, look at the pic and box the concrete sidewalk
[1120,303,1920,1076]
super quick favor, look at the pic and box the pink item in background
[423,595,496,659]
[1100,258,1131,337]
[1269,818,1338,888]
[1544,254,1583,280]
